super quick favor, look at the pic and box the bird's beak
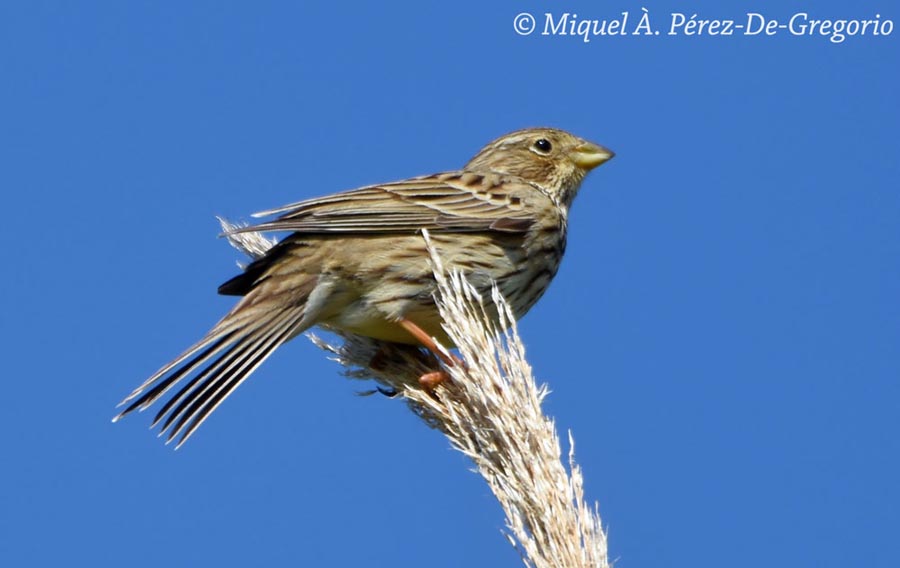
[570,142,615,170]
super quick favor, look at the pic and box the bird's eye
[533,139,552,154]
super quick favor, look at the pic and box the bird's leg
[397,318,463,388]
[398,319,456,366]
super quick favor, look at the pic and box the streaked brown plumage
[114,127,614,446]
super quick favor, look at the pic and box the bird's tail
[113,290,312,448]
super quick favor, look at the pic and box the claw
[376,385,399,397]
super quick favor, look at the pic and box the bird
[113,127,614,447]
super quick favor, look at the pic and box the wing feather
[233,172,543,236]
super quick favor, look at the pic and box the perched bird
[114,127,614,447]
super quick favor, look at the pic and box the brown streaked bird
[114,127,614,447]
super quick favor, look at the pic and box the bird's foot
[418,370,451,389]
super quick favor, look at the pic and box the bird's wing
[234,171,544,235]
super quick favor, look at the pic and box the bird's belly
[314,230,563,346]
[322,301,452,346]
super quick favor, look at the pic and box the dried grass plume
[220,218,610,568]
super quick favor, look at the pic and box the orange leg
[398,318,463,388]
[418,371,450,390]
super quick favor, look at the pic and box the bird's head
[464,127,614,208]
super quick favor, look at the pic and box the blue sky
[2,1,898,566]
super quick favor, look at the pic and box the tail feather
[157,309,297,437]
[116,334,236,419]
[151,338,248,429]
[163,309,302,447]
[114,302,308,447]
